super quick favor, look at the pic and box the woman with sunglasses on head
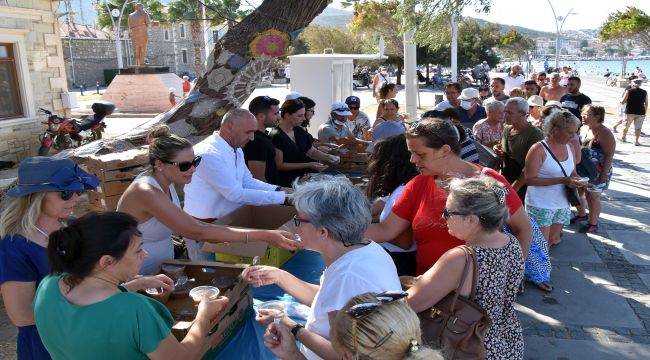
[33,212,229,359]
[365,118,532,276]
[0,156,99,359]
[407,177,524,359]
[118,126,299,275]
[262,291,442,360]
[242,176,400,360]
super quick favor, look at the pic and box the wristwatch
[290,323,305,338]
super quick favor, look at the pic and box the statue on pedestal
[128,3,156,67]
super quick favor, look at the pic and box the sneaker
[570,215,588,224]
[635,141,641,146]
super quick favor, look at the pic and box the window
[0,43,23,120]
[180,24,186,38]
[164,29,170,41]
[181,49,188,64]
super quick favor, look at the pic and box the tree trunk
[396,65,402,85]
[190,19,204,77]
[65,0,330,157]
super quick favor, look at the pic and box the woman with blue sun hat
[0,156,99,359]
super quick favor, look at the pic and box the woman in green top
[34,211,229,359]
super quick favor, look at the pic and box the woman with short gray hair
[242,175,400,360]
[524,109,585,247]
[473,99,505,147]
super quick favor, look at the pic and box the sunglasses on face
[442,207,469,220]
[60,190,84,201]
[293,215,311,227]
[161,155,202,172]
[348,106,360,110]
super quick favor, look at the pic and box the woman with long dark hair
[367,135,419,275]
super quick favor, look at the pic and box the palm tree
[167,0,245,76]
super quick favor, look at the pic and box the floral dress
[472,233,525,359]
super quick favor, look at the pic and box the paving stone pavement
[0,77,648,359]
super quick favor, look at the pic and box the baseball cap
[527,95,544,107]
[458,88,480,101]
[330,102,352,116]
[545,100,562,107]
[345,96,361,107]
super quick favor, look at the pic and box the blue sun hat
[7,157,99,197]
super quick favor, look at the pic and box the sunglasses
[347,291,407,352]
[442,207,469,220]
[346,291,408,318]
[348,106,360,110]
[60,190,83,201]
[161,155,202,172]
[293,215,311,227]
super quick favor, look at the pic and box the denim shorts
[526,205,571,228]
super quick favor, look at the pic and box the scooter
[353,71,371,89]
[38,101,115,156]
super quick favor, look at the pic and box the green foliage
[296,25,373,54]
[95,0,166,31]
[348,0,403,57]
[600,6,650,45]
[167,0,247,26]
[498,29,535,60]
[420,19,500,68]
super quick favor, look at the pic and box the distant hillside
[469,17,556,38]
[312,7,354,28]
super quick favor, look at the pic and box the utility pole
[65,0,76,86]
[451,12,458,82]
[546,0,576,69]
[78,0,85,24]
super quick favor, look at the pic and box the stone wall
[0,0,68,162]
[63,22,201,88]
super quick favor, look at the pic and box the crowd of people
[0,61,645,360]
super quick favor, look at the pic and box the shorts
[624,114,645,131]
[525,204,571,228]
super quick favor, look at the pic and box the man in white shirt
[434,82,462,111]
[504,64,525,95]
[184,108,289,260]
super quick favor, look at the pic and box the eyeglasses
[161,155,202,172]
[60,190,84,201]
[442,207,469,220]
[293,215,311,227]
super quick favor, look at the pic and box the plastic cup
[258,300,286,326]
[577,177,590,186]
[189,286,220,303]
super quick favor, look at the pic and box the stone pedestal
[101,67,182,113]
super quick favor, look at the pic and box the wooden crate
[88,190,121,211]
[85,147,149,171]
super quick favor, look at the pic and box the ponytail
[48,212,141,288]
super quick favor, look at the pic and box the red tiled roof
[60,22,111,39]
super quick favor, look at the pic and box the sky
[327,0,650,32]
[68,0,650,33]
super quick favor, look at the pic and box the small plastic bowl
[189,286,220,302]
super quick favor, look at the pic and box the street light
[103,0,134,69]
[546,0,577,70]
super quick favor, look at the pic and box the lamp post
[104,0,133,69]
[546,0,577,70]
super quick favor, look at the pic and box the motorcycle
[38,101,115,156]
[353,71,371,89]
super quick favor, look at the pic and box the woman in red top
[365,118,532,274]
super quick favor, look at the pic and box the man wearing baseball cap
[345,96,371,140]
[317,101,370,146]
[457,87,486,128]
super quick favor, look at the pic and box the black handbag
[540,141,581,206]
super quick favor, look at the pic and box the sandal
[534,281,554,292]
[570,215,588,224]
[580,223,599,234]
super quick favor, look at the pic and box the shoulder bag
[540,141,581,206]
[418,246,491,359]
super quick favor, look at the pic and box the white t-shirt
[434,100,456,111]
[378,186,416,253]
[504,74,525,95]
[302,242,401,360]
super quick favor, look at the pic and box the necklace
[33,225,49,238]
